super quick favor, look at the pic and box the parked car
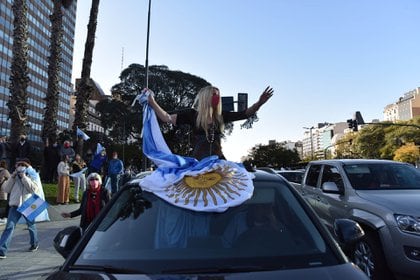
[299,159,420,280]
[277,169,305,184]
[48,170,367,279]
[257,167,305,184]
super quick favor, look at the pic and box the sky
[72,0,420,162]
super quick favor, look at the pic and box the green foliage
[246,142,300,168]
[335,118,420,163]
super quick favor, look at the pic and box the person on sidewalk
[72,154,87,203]
[61,172,111,232]
[0,158,39,259]
[57,155,71,205]
[107,151,124,195]
[0,160,11,224]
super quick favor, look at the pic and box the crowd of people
[0,137,125,259]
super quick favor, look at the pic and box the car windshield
[344,163,420,190]
[73,179,339,273]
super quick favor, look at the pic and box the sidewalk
[0,204,81,280]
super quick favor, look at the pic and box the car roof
[308,159,406,165]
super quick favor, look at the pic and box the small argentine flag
[69,167,88,178]
[77,127,90,141]
[17,194,49,222]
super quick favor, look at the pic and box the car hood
[47,263,367,279]
[356,189,420,213]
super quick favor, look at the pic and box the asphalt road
[0,204,80,280]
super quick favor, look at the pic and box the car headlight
[395,214,420,235]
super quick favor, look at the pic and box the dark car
[48,170,367,279]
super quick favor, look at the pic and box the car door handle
[316,196,321,201]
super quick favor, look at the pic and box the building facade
[384,87,420,121]
[0,0,77,144]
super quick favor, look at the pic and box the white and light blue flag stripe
[77,127,90,140]
[17,193,49,222]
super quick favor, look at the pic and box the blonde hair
[192,86,224,137]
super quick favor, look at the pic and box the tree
[7,0,30,144]
[96,64,211,155]
[245,142,300,168]
[42,0,74,143]
[394,142,419,165]
[72,0,100,155]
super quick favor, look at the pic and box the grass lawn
[43,182,81,205]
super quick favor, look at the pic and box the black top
[176,109,248,160]
[70,187,111,231]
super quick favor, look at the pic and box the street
[0,204,80,280]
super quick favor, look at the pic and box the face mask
[212,92,220,108]
[16,166,26,173]
[64,143,70,148]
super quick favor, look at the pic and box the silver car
[299,159,420,280]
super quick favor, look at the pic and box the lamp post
[303,126,314,160]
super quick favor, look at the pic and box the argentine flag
[77,127,90,141]
[17,194,49,222]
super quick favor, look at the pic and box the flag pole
[143,0,152,171]
[145,0,151,88]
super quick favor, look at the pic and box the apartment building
[0,0,76,144]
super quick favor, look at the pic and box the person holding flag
[0,158,39,259]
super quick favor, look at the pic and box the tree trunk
[43,0,65,144]
[7,0,30,144]
[73,0,100,155]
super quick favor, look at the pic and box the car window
[321,165,344,190]
[73,181,339,273]
[305,165,322,187]
[344,163,420,190]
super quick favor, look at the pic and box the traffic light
[352,120,358,132]
[347,119,353,129]
[347,119,358,132]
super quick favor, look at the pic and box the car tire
[351,230,394,280]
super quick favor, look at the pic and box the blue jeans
[109,174,120,194]
[0,206,38,256]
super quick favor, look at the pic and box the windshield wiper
[69,264,145,274]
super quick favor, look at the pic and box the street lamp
[303,126,314,160]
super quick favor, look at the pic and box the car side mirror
[53,226,82,258]
[321,181,343,194]
[334,218,364,245]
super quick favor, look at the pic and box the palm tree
[72,0,100,155]
[7,0,30,144]
[42,0,74,144]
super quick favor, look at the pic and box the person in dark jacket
[43,138,60,183]
[14,135,32,167]
[61,172,110,231]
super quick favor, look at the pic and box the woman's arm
[148,94,177,125]
[245,86,274,117]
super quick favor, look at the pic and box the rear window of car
[74,180,339,273]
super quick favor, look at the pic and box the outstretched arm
[147,92,177,125]
[245,86,274,117]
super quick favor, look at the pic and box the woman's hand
[258,86,274,106]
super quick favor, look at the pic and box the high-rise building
[0,0,76,145]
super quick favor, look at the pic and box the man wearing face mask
[61,172,110,232]
[13,135,32,168]
[0,158,39,259]
[59,140,75,162]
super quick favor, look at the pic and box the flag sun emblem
[165,165,249,207]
